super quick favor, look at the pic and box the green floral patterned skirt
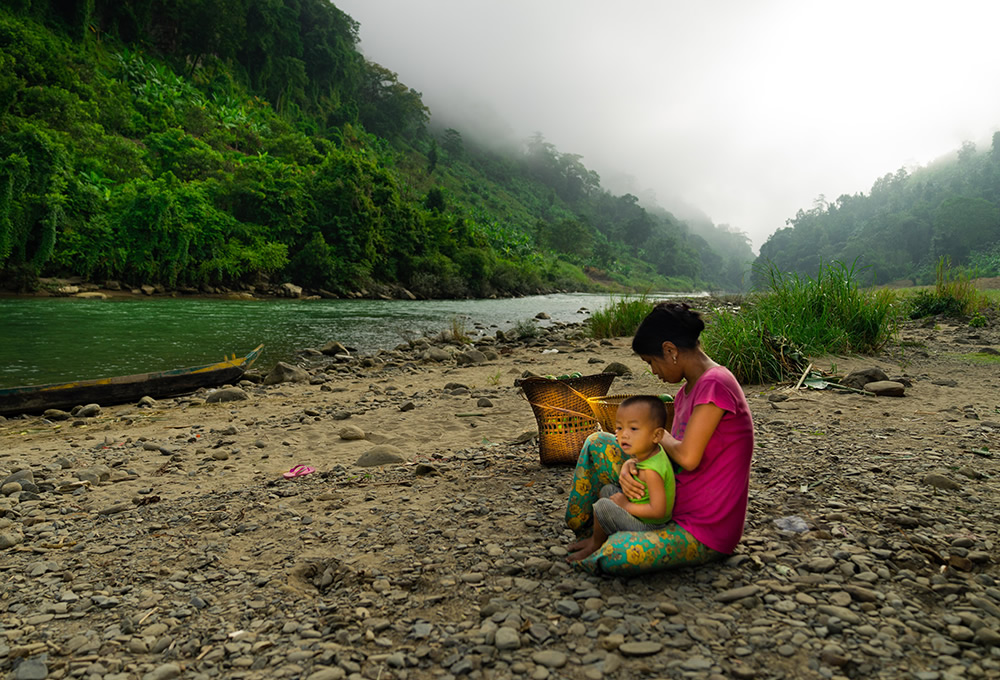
[566,432,724,575]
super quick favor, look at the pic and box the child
[567,395,676,562]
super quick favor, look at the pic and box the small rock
[142,663,181,680]
[339,425,366,441]
[206,387,249,403]
[922,473,961,490]
[355,445,408,467]
[263,362,310,385]
[495,627,521,650]
[77,403,102,417]
[602,362,631,376]
[715,585,761,602]
[12,658,48,680]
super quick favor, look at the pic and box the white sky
[333,0,1000,251]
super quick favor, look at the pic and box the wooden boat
[0,345,264,417]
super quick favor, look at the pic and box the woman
[565,302,754,574]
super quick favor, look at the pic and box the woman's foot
[566,538,588,552]
[567,537,599,562]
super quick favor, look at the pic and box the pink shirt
[671,365,754,554]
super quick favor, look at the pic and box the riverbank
[1,316,999,679]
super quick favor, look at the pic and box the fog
[333,0,1000,252]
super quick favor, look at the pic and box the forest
[755,136,1000,286]
[0,0,755,298]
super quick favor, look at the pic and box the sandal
[283,465,316,479]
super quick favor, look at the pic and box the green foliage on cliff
[0,1,754,296]
[755,137,1000,286]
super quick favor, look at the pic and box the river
[0,292,704,388]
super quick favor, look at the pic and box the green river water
[0,292,699,388]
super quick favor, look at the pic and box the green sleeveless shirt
[632,445,676,524]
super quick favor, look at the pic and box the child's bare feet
[567,537,599,562]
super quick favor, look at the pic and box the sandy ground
[1,314,999,679]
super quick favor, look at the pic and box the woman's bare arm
[661,402,725,471]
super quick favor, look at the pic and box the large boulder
[279,282,303,298]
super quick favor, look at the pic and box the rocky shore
[1,316,999,680]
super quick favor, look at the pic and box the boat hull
[0,345,263,417]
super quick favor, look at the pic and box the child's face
[615,403,665,459]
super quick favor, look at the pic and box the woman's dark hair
[631,302,705,356]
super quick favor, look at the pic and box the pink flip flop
[283,465,316,479]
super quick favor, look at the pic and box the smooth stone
[866,380,905,397]
[817,604,861,624]
[619,641,663,657]
[495,627,521,650]
[0,532,25,549]
[13,658,48,680]
[339,425,366,441]
[532,650,567,668]
[77,403,102,417]
[555,599,581,617]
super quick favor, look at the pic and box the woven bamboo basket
[518,372,616,466]
[587,394,675,433]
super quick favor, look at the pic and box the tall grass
[703,261,898,384]
[907,256,987,318]
[589,294,656,339]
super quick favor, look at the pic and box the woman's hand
[618,459,644,499]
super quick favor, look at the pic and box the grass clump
[447,316,472,344]
[908,257,987,319]
[703,260,898,384]
[590,294,656,339]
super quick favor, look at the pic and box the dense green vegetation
[0,1,754,297]
[590,262,899,384]
[704,262,897,384]
[756,136,1000,286]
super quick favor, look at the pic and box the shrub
[513,318,540,339]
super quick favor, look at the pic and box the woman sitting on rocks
[566,302,755,574]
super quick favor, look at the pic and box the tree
[356,61,429,141]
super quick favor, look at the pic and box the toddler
[568,395,676,562]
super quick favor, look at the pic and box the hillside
[755,137,1000,286]
[0,1,754,298]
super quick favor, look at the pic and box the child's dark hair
[631,302,705,356]
[619,395,668,429]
